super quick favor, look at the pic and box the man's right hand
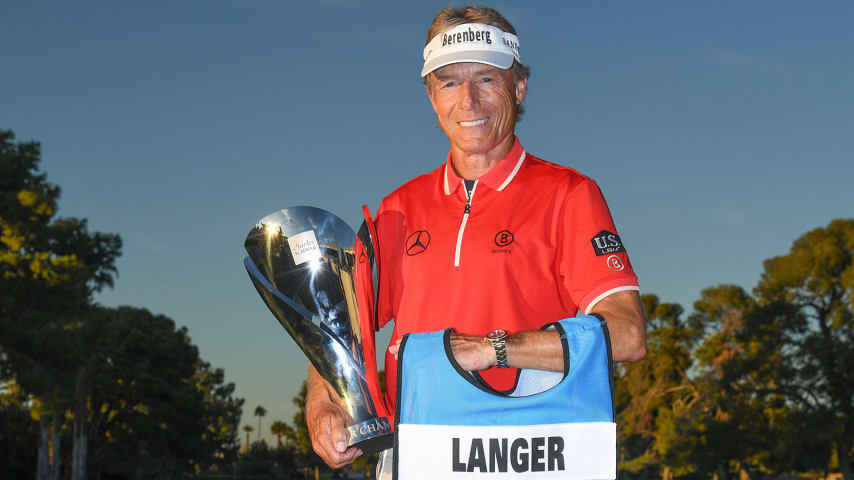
[306,365,363,468]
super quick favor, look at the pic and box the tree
[687,285,771,480]
[255,404,267,443]
[0,129,121,480]
[243,425,254,452]
[195,360,244,467]
[271,420,289,449]
[616,294,698,480]
[84,306,244,479]
[754,218,854,480]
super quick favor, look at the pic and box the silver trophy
[243,206,392,455]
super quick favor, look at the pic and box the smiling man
[304,5,646,476]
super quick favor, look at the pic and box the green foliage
[617,294,698,479]
[195,359,245,465]
[0,129,124,480]
[84,306,243,478]
[754,218,854,479]
[0,130,122,395]
[0,381,38,479]
[617,226,853,480]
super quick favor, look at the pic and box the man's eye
[443,81,457,88]
[481,77,493,83]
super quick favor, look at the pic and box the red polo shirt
[374,137,638,412]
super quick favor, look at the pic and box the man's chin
[450,136,514,156]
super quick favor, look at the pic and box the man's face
[426,63,527,157]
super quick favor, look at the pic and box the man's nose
[458,82,478,110]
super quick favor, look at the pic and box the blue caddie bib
[393,315,617,480]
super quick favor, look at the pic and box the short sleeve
[556,179,639,314]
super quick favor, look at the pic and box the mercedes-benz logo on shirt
[406,230,431,256]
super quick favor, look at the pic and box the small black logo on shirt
[406,230,431,256]
[591,230,624,256]
[494,230,514,247]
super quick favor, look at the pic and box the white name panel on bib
[287,230,321,266]
[397,422,616,480]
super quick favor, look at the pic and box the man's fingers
[329,413,350,453]
[389,339,402,358]
[308,404,363,468]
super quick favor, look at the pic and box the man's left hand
[389,334,495,371]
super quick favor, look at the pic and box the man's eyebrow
[433,72,457,82]
[472,67,499,76]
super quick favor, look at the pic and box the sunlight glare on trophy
[265,222,281,241]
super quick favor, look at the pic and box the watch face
[487,329,507,340]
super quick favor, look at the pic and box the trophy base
[351,432,394,456]
[348,417,394,456]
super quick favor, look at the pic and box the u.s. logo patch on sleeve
[590,230,625,256]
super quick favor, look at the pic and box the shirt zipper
[454,180,477,267]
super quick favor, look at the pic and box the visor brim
[420,50,515,77]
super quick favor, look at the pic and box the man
[305,5,646,471]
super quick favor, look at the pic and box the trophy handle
[355,205,391,422]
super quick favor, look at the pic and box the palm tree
[242,424,254,452]
[254,405,267,443]
[270,420,288,449]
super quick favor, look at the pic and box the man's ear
[515,75,527,105]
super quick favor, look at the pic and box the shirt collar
[442,137,527,195]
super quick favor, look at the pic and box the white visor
[421,23,520,77]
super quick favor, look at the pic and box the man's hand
[389,334,496,370]
[305,365,362,468]
[448,333,496,370]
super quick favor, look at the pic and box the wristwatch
[485,329,509,368]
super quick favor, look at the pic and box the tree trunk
[838,435,852,480]
[314,465,320,480]
[37,416,50,480]
[662,465,672,480]
[50,410,62,480]
[71,367,89,480]
[36,411,63,480]
[717,463,729,480]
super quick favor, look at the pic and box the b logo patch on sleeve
[591,230,625,256]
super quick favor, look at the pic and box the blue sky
[2,1,852,444]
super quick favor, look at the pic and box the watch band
[486,329,509,368]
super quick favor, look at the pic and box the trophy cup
[243,206,392,455]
